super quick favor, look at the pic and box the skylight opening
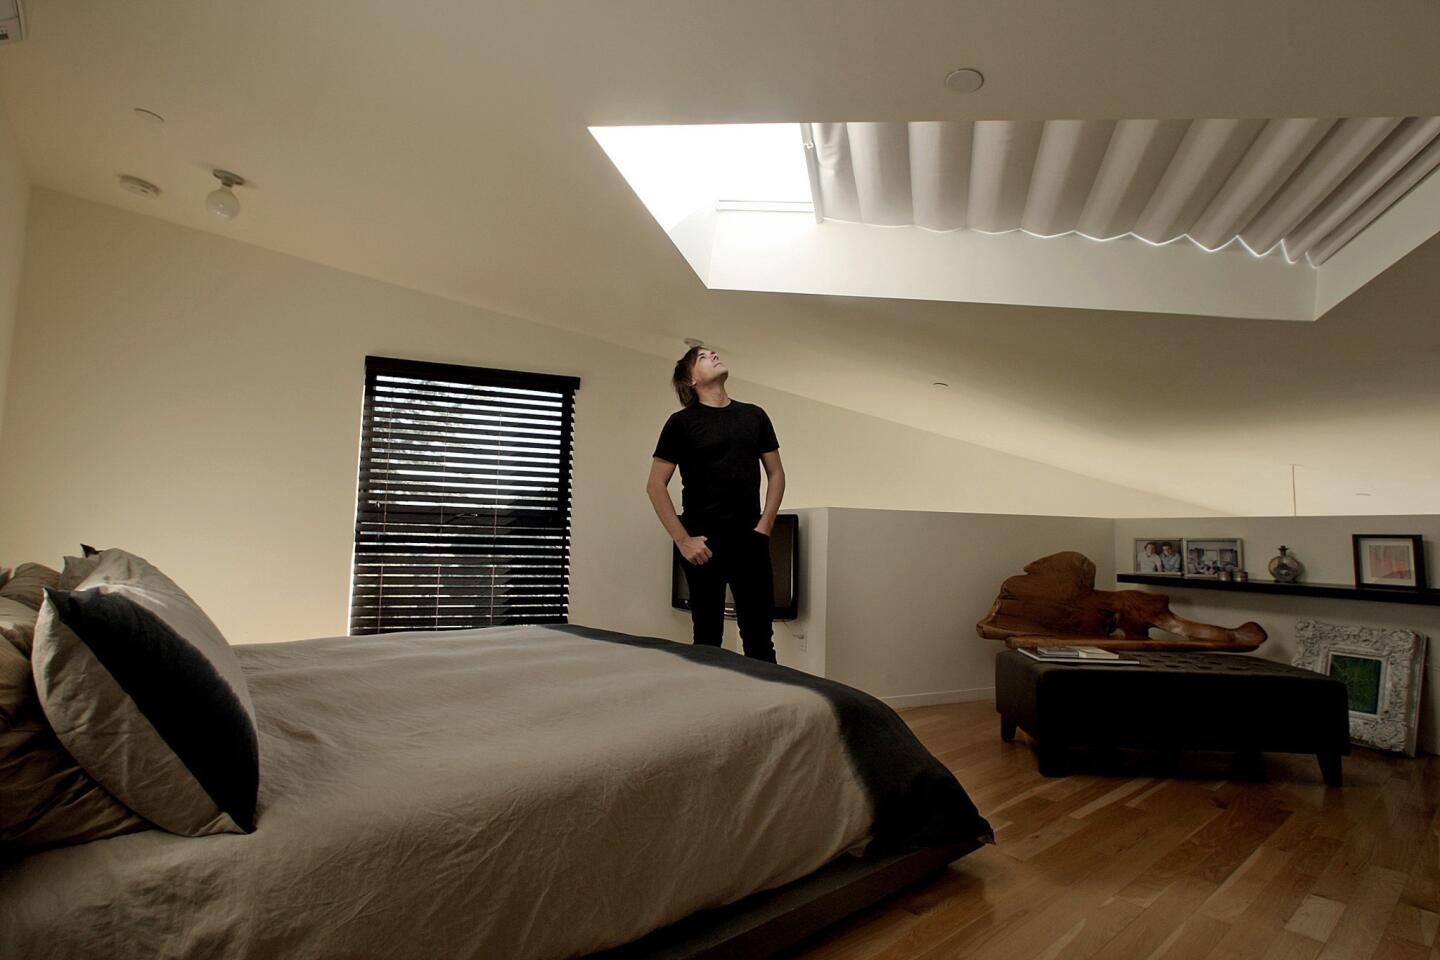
[591,118,1440,321]
[590,123,813,231]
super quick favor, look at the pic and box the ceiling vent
[0,0,26,45]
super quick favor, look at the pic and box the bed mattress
[0,624,990,959]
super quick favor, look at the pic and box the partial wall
[0,91,28,443]
[1114,515,1440,755]
[820,508,1115,706]
[0,192,1195,647]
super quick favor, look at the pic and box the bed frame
[588,841,982,960]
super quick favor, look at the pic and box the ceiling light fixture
[944,68,984,93]
[117,174,161,199]
[206,169,246,220]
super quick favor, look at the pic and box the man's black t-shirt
[653,400,779,535]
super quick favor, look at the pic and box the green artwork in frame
[1328,653,1383,715]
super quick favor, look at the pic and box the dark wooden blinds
[349,356,580,634]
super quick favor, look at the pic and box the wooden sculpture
[976,551,1266,652]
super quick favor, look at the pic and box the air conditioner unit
[0,0,26,46]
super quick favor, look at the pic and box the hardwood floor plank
[1369,935,1432,960]
[1385,903,1440,948]
[785,700,1438,960]
[1258,930,1325,960]
[1069,779,1155,820]
[1087,875,1221,960]
[1285,895,1347,942]
[1197,844,1293,923]
[1145,914,1231,960]
[1315,866,1408,960]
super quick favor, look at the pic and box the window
[349,356,580,634]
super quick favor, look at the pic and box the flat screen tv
[670,513,800,621]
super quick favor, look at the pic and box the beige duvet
[0,626,874,959]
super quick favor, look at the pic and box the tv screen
[670,513,800,621]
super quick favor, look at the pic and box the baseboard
[881,686,995,709]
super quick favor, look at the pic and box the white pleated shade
[804,118,1440,264]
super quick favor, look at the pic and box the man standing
[646,346,785,662]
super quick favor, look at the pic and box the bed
[1,620,992,960]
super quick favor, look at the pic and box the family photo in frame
[1133,539,1184,576]
[1183,538,1243,579]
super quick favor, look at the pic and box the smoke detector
[944,68,984,93]
[0,0,27,45]
[118,175,161,199]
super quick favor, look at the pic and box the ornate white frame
[1294,618,1428,756]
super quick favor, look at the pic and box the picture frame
[1351,534,1427,590]
[1294,619,1428,756]
[1133,538,1184,576]
[1182,538,1243,580]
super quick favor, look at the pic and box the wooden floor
[787,700,1440,960]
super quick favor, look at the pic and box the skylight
[591,119,1440,322]
[590,124,813,231]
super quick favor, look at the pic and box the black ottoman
[994,650,1350,785]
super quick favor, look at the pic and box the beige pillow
[0,596,34,654]
[0,598,150,854]
[59,553,105,590]
[0,563,61,610]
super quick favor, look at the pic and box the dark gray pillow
[33,550,259,836]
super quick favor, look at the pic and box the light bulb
[206,185,240,220]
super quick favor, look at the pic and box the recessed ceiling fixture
[944,68,984,94]
[931,380,950,388]
[132,107,165,125]
[117,174,160,199]
[206,169,246,220]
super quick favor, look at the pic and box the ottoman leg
[1000,716,1017,742]
[1318,752,1343,788]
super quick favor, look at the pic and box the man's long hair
[672,346,702,407]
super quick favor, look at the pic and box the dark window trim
[349,355,581,634]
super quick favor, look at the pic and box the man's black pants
[679,528,776,662]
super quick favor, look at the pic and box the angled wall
[0,191,1204,648]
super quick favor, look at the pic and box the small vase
[1269,546,1303,583]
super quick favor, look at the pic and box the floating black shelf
[1116,573,1440,607]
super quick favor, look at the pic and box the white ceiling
[2,0,1440,515]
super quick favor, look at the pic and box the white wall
[0,191,1202,649]
[1114,516,1440,755]
[820,508,1116,706]
[0,92,28,443]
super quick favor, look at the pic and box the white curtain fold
[804,117,1440,264]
